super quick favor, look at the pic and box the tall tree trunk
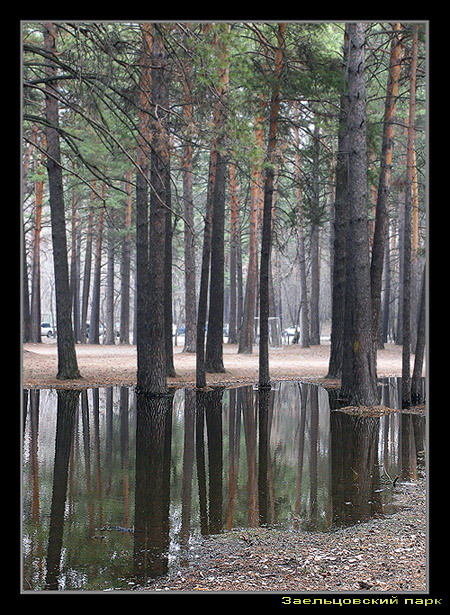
[340,23,378,406]
[402,24,419,408]
[293,102,310,348]
[309,122,321,345]
[88,189,105,344]
[206,158,227,364]
[43,23,80,379]
[196,154,215,387]
[205,24,230,373]
[181,48,197,354]
[205,148,227,372]
[165,160,176,377]
[182,206,197,349]
[133,392,173,578]
[104,206,115,345]
[259,23,285,388]
[30,136,44,343]
[119,170,132,344]
[22,223,31,342]
[70,185,81,343]
[135,23,153,389]
[238,116,263,354]
[370,23,403,350]
[228,159,239,344]
[22,124,38,343]
[381,230,391,344]
[143,23,171,393]
[395,189,405,344]
[237,226,244,339]
[309,222,320,344]
[80,200,94,343]
[411,262,426,404]
[327,26,349,378]
[44,390,80,588]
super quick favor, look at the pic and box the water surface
[22,378,425,591]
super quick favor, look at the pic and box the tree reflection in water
[22,378,425,591]
[133,391,173,580]
[44,390,80,590]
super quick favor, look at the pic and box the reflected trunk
[133,392,173,579]
[23,378,425,590]
[44,390,80,590]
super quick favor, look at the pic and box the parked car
[41,322,55,338]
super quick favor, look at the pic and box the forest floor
[141,475,427,594]
[22,338,424,392]
[22,339,428,595]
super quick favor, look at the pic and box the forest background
[21,21,427,407]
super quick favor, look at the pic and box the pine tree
[340,23,378,406]
[43,23,81,380]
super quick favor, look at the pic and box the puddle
[22,378,425,591]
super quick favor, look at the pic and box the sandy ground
[22,339,421,391]
[22,339,429,595]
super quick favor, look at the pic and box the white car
[41,322,55,338]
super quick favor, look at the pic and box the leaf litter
[139,475,426,593]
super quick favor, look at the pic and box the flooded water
[22,378,425,591]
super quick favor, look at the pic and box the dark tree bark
[205,149,227,372]
[309,123,321,346]
[205,24,230,373]
[258,387,271,525]
[370,23,403,350]
[309,221,320,345]
[395,189,405,345]
[70,187,81,342]
[22,224,31,342]
[164,161,176,377]
[181,46,197,354]
[340,23,378,406]
[381,231,391,344]
[44,390,80,589]
[195,152,215,388]
[30,133,45,344]
[88,195,105,344]
[80,200,94,343]
[43,23,80,379]
[228,159,240,344]
[197,24,229,384]
[401,25,419,408]
[22,128,37,343]
[119,171,132,344]
[29,163,43,343]
[411,262,426,404]
[135,23,153,389]
[195,390,209,532]
[135,23,172,394]
[238,116,263,354]
[205,388,224,532]
[104,207,116,345]
[259,23,285,388]
[133,391,173,578]
[146,23,171,393]
[293,102,310,349]
[327,26,349,378]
